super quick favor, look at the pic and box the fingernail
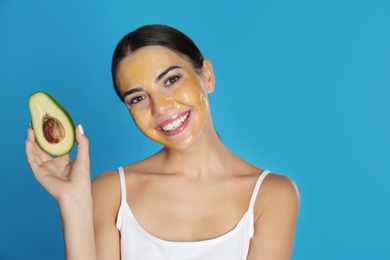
[79,124,84,135]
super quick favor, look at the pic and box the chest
[125,176,256,242]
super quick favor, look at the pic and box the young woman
[26,24,299,260]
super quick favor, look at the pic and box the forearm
[58,194,96,260]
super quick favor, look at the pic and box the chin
[148,132,197,151]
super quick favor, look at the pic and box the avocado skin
[28,91,75,156]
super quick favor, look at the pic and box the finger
[27,127,36,143]
[27,128,52,164]
[26,128,45,176]
[26,131,39,171]
[26,128,41,164]
[74,125,90,169]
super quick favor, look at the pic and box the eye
[165,75,181,86]
[128,95,146,105]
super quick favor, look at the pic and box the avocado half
[28,91,75,156]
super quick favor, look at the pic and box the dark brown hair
[111,24,204,101]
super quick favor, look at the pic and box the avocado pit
[42,114,65,144]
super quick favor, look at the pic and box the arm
[26,125,96,260]
[247,174,300,260]
[91,171,121,259]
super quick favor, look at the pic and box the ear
[202,59,215,94]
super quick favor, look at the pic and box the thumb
[74,124,90,169]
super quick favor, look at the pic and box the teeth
[161,112,189,132]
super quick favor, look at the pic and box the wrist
[57,190,93,215]
[57,192,96,260]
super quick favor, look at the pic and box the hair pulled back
[111,24,204,102]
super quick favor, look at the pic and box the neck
[158,129,235,179]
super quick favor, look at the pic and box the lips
[157,110,191,136]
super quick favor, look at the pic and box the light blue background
[1,0,389,259]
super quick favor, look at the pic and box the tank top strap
[248,170,270,209]
[118,166,127,202]
[116,166,127,231]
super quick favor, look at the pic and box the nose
[151,93,173,116]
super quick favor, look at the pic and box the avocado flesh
[28,91,75,156]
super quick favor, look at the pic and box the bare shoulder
[92,170,122,216]
[247,173,299,259]
[262,173,299,198]
[92,170,122,258]
[92,169,121,196]
[255,172,300,219]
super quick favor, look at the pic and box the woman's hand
[26,124,91,203]
[26,125,97,259]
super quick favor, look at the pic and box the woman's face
[116,46,215,150]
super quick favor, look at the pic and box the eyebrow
[154,66,181,83]
[122,88,143,100]
[122,66,182,100]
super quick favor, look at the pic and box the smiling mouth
[160,112,190,132]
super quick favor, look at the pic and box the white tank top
[116,167,270,260]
